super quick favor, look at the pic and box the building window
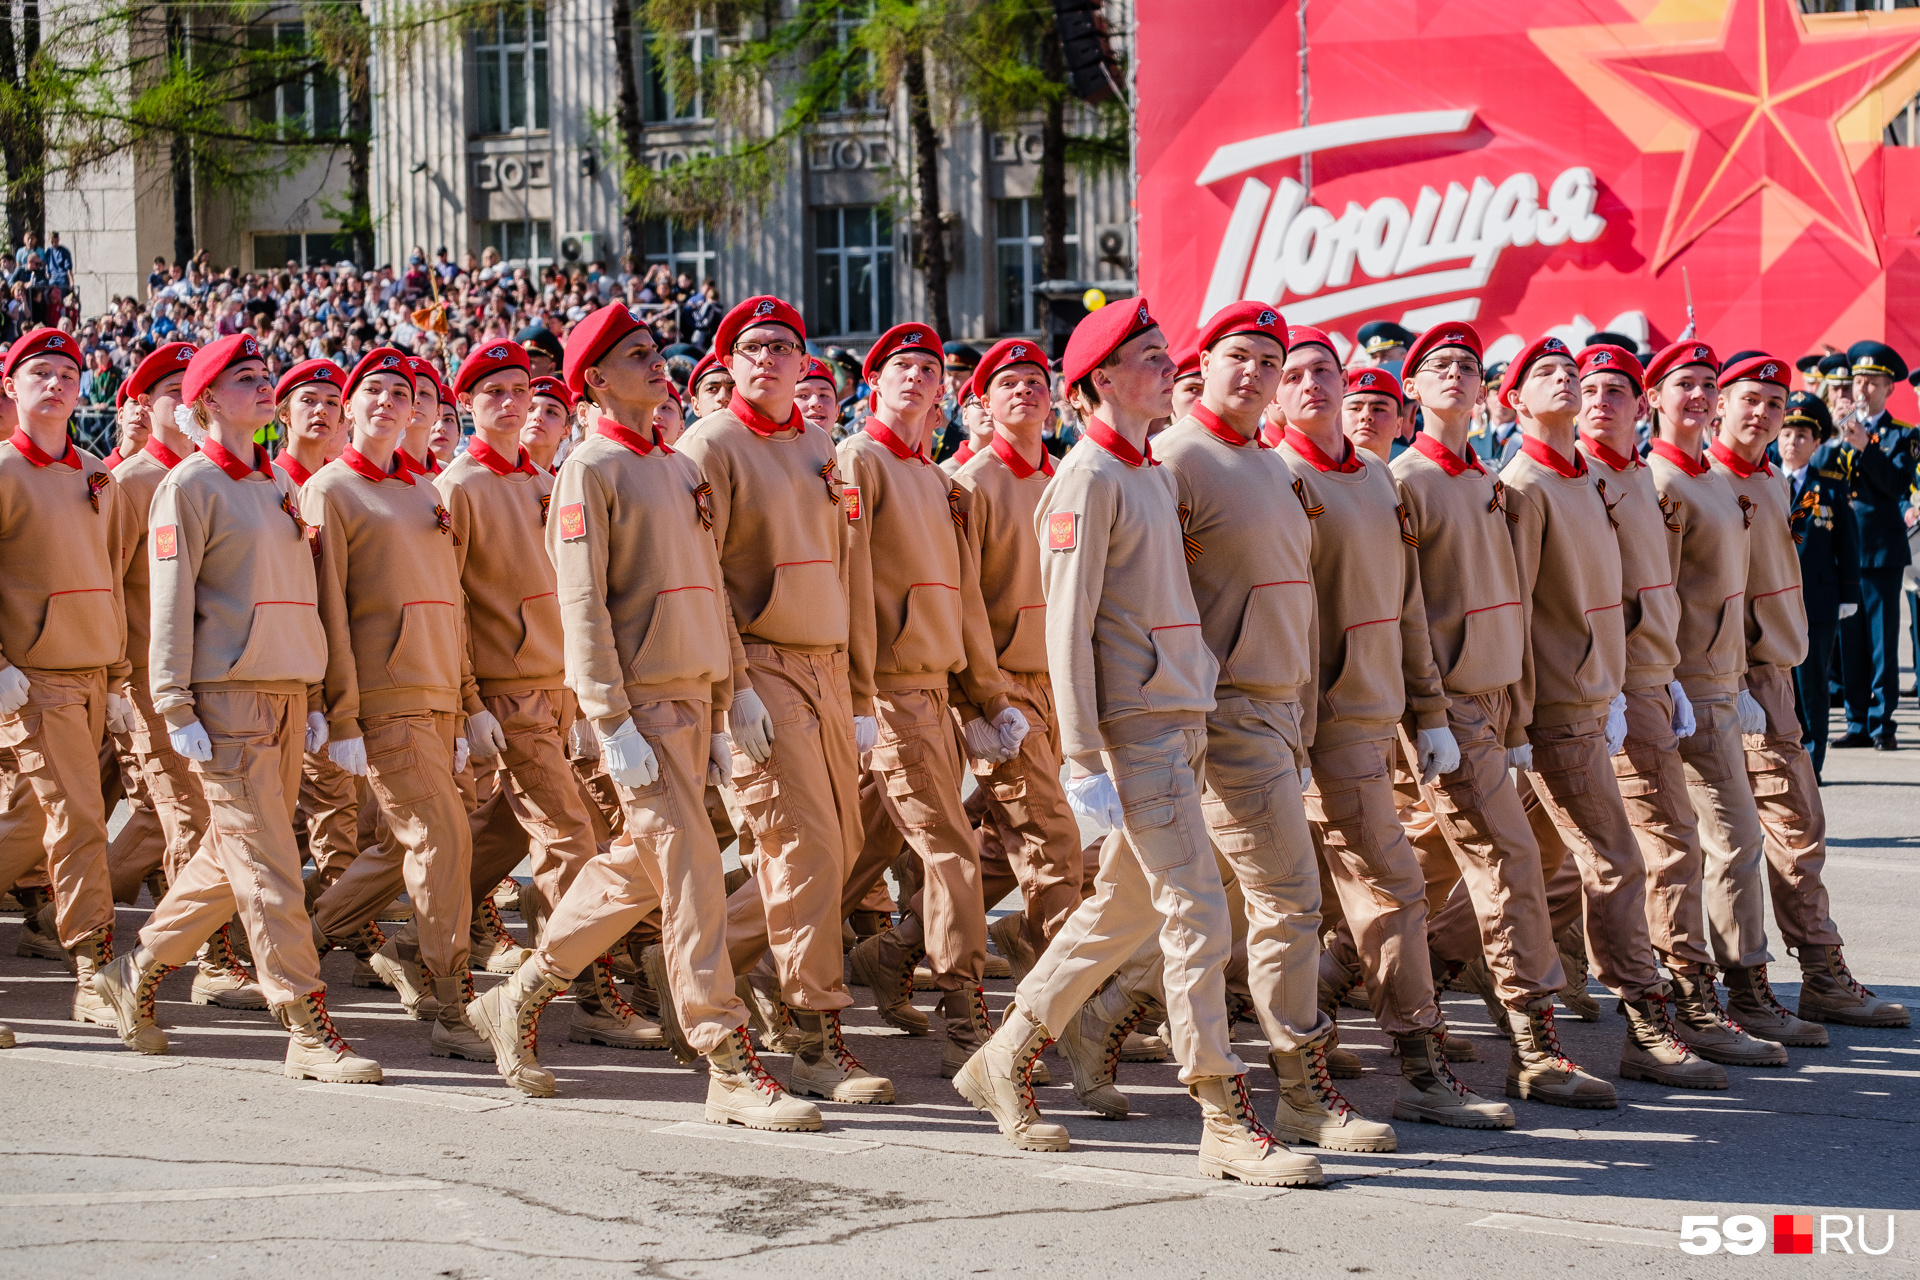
[254,231,353,270]
[995,196,1078,334]
[247,22,343,137]
[475,2,549,135]
[481,219,554,267]
[643,9,717,122]
[823,1,877,115]
[642,217,717,286]
[812,205,893,338]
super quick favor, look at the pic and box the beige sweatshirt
[1579,437,1682,693]
[434,441,565,699]
[952,434,1053,675]
[114,438,191,686]
[1648,441,1750,700]
[0,432,134,678]
[1710,441,1807,672]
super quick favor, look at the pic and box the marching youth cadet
[1169,350,1204,423]
[1391,324,1614,1108]
[677,297,892,1105]
[794,357,841,436]
[1502,338,1723,1088]
[300,347,491,1060]
[398,357,445,476]
[958,299,1320,1187]
[430,396,461,468]
[1709,358,1907,1030]
[687,352,734,419]
[1265,326,1511,1129]
[92,337,380,1082]
[466,305,819,1129]
[0,328,139,1030]
[524,376,573,472]
[1774,393,1859,779]
[1342,366,1403,462]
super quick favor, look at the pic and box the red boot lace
[365,920,388,951]
[1430,1030,1478,1099]
[1231,1075,1280,1154]
[306,991,353,1057]
[1828,948,1875,999]
[594,955,638,1019]
[1099,1002,1148,1085]
[736,1032,786,1097]
[823,1011,866,1075]
[1013,1032,1055,1116]
[517,983,561,1060]
[1648,996,1694,1057]
[135,960,179,1022]
[213,924,259,985]
[895,943,925,1011]
[1695,969,1749,1035]
[1304,1042,1355,1118]
[1749,965,1791,1016]
[1532,1005,1578,1071]
[480,898,512,949]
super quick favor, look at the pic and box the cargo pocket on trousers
[1202,787,1273,860]
[365,744,433,808]
[877,734,938,830]
[198,743,259,835]
[1530,738,1591,797]
[0,712,45,773]
[733,761,793,843]
[1112,762,1186,871]
[1743,742,1793,797]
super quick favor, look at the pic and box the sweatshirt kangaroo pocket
[1223,581,1313,695]
[384,600,461,692]
[1572,604,1627,703]
[1140,623,1217,711]
[1705,594,1745,677]
[1000,605,1049,673]
[747,559,848,648]
[513,592,564,677]
[1325,619,1397,721]
[1747,587,1807,668]
[888,582,963,675]
[23,588,120,670]
[1625,583,1681,667]
[224,601,327,684]
[1443,602,1524,696]
[631,586,726,687]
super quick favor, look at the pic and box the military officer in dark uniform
[931,341,982,463]
[1832,341,1919,751]
[1353,319,1413,368]
[1776,392,1861,780]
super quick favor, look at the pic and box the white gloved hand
[728,687,776,765]
[993,706,1030,757]
[329,735,368,777]
[305,711,329,752]
[1736,688,1768,736]
[568,717,600,760]
[106,692,139,735]
[0,664,28,714]
[1298,765,1312,794]
[1505,743,1534,772]
[708,731,732,786]
[167,719,212,762]
[854,715,879,755]
[452,737,470,775]
[1838,602,1859,620]
[599,719,659,789]
[467,709,507,759]
[962,714,1013,765]
[1604,692,1628,756]
[1065,770,1125,829]
[1668,681,1696,740]
[1416,726,1460,786]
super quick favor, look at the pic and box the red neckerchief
[272,451,313,487]
[864,419,931,465]
[1280,425,1363,474]
[1082,417,1156,467]
[103,449,122,469]
[467,436,539,476]
[1709,438,1770,479]
[989,430,1054,479]
[1191,404,1265,449]
[951,440,976,466]
[1650,438,1708,478]
[729,390,800,438]
[395,449,443,478]
[1411,430,1483,476]
[597,420,670,457]
[143,436,189,470]
[1520,435,1587,478]
[1580,433,1639,473]
[342,445,411,485]
[200,435,267,481]
[10,428,79,470]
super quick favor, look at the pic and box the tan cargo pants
[298,745,361,897]
[971,670,1082,953]
[1610,683,1713,969]
[0,667,116,946]
[124,675,210,884]
[1744,663,1841,950]
[1677,692,1770,969]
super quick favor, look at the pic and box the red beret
[4,327,82,379]
[1577,344,1645,392]
[1063,297,1158,384]
[713,295,806,361]
[969,338,1049,402]
[1644,339,1719,391]
[123,341,198,406]
[276,358,341,401]
[345,347,415,399]
[1403,322,1484,377]
[1497,335,1576,408]
[406,356,446,403]
[1284,325,1338,360]
[563,304,655,398]
[661,378,683,407]
[862,322,943,383]
[182,334,267,406]
[1197,301,1287,355]
[1174,348,1202,379]
[529,375,575,411]
[1344,366,1403,404]
[455,340,530,396]
[688,350,730,393]
[799,356,837,388]
[1719,352,1790,391]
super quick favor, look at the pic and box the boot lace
[822,1011,867,1075]
[1099,1001,1148,1086]
[304,991,354,1057]
[593,955,639,1020]
[1304,1041,1356,1118]
[479,897,513,951]
[211,924,259,985]
[1230,1074,1280,1154]
[1530,1005,1578,1071]
[1827,948,1876,1000]
[135,959,179,1022]
[1430,1030,1479,1100]
[1012,1030,1055,1118]
[895,941,926,1011]
[1643,995,1694,1058]
[516,981,562,1060]
[734,1031,787,1098]
[1693,969,1750,1034]
[1747,965,1793,1017]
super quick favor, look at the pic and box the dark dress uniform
[1834,349,1918,747]
[1790,436,1861,777]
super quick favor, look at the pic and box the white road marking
[1798,1065,1920,1080]
[1033,1164,1289,1200]
[1,1046,183,1072]
[0,1178,446,1209]
[1471,1211,1676,1249]
[1518,1128,1697,1142]
[298,1084,517,1112]
[652,1120,883,1153]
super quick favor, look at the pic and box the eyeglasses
[1425,357,1482,377]
[734,340,799,360]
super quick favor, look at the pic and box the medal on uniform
[87,472,111,513]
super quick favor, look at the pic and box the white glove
[1298,765,1312,794]
[1505,743,1534,772]
[1838,602,1859,620]
[305,712,329,752]
[0,664,28,714]
[1065,770,1124,829]
[1667,681,1696,740]
[452,737,470,775]
[1415,726,1460,786]
[599,719,659,789]
[167,720,212,762]
[962,714,1013,765]
[993,706,1030,757]
[1604,692,1628,756]
[728,687,776,765]
[329,735,368,777]
[854,715,879,755]
[708,731,732,786]
[568,717,600,760]
[106,692,139,735]
[1736,688,1768,736]
[467,709,507,759]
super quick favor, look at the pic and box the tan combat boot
[470,896,531,975]
[367,930,439,1020]
[1454,953,1509,1043]
[846,928,929,1035]
[0,1021,13,1049]
[1506,1001,1617,1108]
[70,926,117,1026]
[790,1008,894,1103]
[492,876,521,914]
[1267,1039,1397,1152]
[952,998,1070,1151]
[1555,921,1600,1021]
[1793,945,1911,1028]
[569,955,665,1049]
[1667,968,1787,1066]
[1393,1030,1515,1128]
[429,973,497,1061]
[13,887,71,968]
[467,957,567,1096]
[91,947,175,1053]
[939,984,993,1080]
[1192,1074,1323,1186]
[1320,1021,1363,1079]
[345,922,391,992]
[987,914,1037,984]
[275,990,382,1084]
[1620,991,1728,1089]
[705,1027,823,1131]
[1056,979,1143,1119]
[639,944,698,1064]
[190,923,267,1009]
[1723,964,1827,1046]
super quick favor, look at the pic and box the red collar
[143,436,189,470]
[597,420,670,457]
[989,430,1054,479]
[395,449,443,477]
[1709,438,1770,479]
[729,390,800,438]
[1650,438,1708,478]
[468,436,539,476]
[272,451,313,487]
[103,449,122,469]
[952,440,975,466]
[1579,433,1639,473]
[200,435,266,481]
[1083,417,1156,468]
[342,445,411,484]
[1520,435,1587,478]
[1411,430,1483,476]
[1280,425,1363,474]
[10,428,79,470]
[864,419,931,464]
[1192,403,1265,449]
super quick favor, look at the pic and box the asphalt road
[3,693,1916,1278]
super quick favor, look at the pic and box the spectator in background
[147,255,170,298]
[45,232,72,298]
[80,348,121,405]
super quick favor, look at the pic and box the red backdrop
[1136,0,1920,414]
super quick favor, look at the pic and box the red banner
[1136,0,1920,412]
